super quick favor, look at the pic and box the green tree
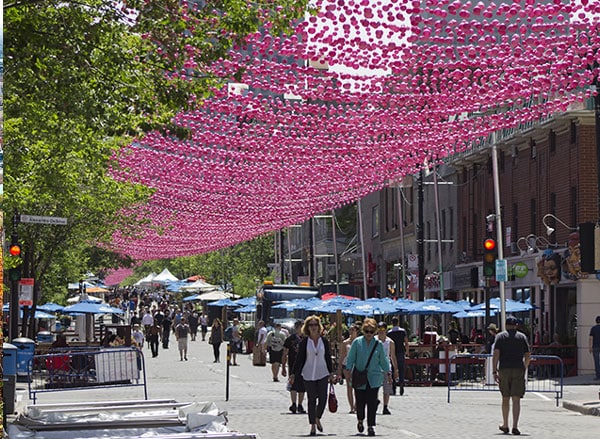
[3,0,309,336]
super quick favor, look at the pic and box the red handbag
[328,383,338,413]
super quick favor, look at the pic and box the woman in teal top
[346,318,390,437]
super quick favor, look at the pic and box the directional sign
[20,215,68,225]
[496,259,508,282]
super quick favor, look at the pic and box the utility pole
[9,212,21,340]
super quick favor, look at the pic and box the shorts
[382,372,394,395]
[291,374,305,393]
[231,340,242,353]
[269,349,283,364]
[498,368,526,397]
[178,338,188,351]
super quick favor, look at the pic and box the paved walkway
[11,336,600,438]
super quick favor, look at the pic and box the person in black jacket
[290,315,335,436]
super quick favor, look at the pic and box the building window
[512,203,518,246]
[530,139,536,160]
[499,151,505,172]
[372,205,379,238]
[449,207,454,250]
[441,209,447,253]
[530,199,537,235]
[570,121,577,144]
[426,221,432,261]
[570,186,577,227]
[549,130,556,153]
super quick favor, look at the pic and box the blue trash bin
[3,342,18,376]
[3,342,18,414]
[37,331,55,343]
[13,337,36,377]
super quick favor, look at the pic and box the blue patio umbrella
[471,298,534,313]
[37,302,64,312]
[63,300,124,314]
[403,299,464,315]
[2,304,57,319]
[182,294,202,302]
[453,309,499,319]
[232,296,256,307]
[272,298,320,311]
[235,305,257,313]
[206,299,239,307]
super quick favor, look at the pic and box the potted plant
[241,325,256,354]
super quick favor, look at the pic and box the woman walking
[290,315,335,436]
[209,318,224,362]
[346,318,389,437]
[338,322,360,413]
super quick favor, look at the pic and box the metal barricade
[28,347,147,404]
[447,354,563,406]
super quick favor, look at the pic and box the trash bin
[3,342,17,414]
[37,331,54,343]
[12,337,36,377]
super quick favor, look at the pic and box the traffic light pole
[491,134,507,330]
[9,212,21,340]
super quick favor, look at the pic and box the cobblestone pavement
[12,335,600,438]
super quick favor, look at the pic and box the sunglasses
[308,323,319,327]
[363,330,375,334]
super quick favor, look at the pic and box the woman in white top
[290,315,335,436]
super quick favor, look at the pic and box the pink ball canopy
[110,0,600,260]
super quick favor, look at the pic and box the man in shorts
[492,315,531,436]
[265,322,286,382]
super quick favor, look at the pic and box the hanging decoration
[110,0,600,260]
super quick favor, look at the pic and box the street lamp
[542,213,577,236]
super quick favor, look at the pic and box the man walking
[492,316,531,436]
[377,321,399,415]
[589,315,600,380]
[282,320,306,414]
[387,316,409,395]
[265,322,286,382]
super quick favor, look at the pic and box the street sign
[20,214,68,225]
[19,278,35,306]
[495,259,508,282]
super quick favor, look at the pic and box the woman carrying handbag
[290,315,335,436]
[346,318,390,437]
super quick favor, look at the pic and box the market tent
[152,268,179,285]
[135,272,157,287]
[67,295,103,303]
[197,290,234,301]
[179,279,218,292]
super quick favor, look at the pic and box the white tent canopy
[180,279,218,292]
[196,290,233,301]
[67,295,103,303]
[135,272,157,287]
[152,268,179,285]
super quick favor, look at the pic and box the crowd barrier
[447,353,563,406]
[27,347,147,404]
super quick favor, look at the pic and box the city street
[11,336,600,438]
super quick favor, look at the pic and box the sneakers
[399,386,405,396]
[382,407,391,415]
[297,404,306,414]
[289,403,297,414]
[367,426,376,436]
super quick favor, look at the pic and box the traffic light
[9,243,21,257]
[483,238,497,278]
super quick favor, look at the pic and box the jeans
[354,385,380,427]
[593,347,600,379]
[304,376,328,424]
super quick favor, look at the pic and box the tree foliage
[3,0,309,308]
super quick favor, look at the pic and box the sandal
[498,426,509,434]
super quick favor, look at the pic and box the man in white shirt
[266,323,287,381]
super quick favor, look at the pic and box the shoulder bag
[328,383,338,412]
[351,341,378,389]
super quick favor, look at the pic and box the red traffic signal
[484,238,496,251]
[9,244,22,257]
[483,238,497,278]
